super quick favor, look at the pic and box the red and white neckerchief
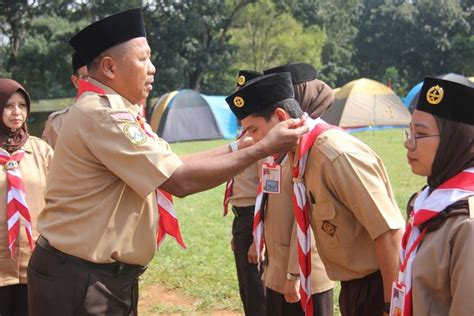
[292,116,338,315]
[78,81,186,250]
[398,167,474,316]
[252,178,265,265]
[223,178,233,217]
[0,149,34,258]
[136,115,187,250]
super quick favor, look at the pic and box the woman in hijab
[0,79,53,316]
[397,77,474,315]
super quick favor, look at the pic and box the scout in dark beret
[69,8,146,64]
[402,80,474,315]
[226,72,295,120]
[416,77,474,126]
[263,63,317,84]
[236,70,263,88]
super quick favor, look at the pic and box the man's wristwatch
[286,273,300,281]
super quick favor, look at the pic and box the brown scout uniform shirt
[300,129,404,281]
[229,162,259,207]
[0,137,53,286]
[37,78,183,266]
[412,197,474,316]
[42,107,71,148]
[263,156,334,294]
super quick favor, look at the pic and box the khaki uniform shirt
[412,199,474,316]
[37,79,183,266]
[300,129,404,281]
[229,162,259,207]
[0,137,53,286]
[42,107,71,148]
[263,156,334,294]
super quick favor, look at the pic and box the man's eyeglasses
[403,128,440,150]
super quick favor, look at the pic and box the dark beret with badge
[416,77,474,126]
[263,63,317,84]
[72,52,86,74]
[226,72,294,120]
[236,70,263,88]
[69,8,146,64]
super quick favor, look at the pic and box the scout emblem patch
[233,96,244,108]
[321,220,336,237]
[426,85,444,105]
[121,123,147,145]
[237,75,246,86]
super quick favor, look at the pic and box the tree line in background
[0,0,473,101]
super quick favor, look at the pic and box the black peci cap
[263,63,317,84]
[416,77,474,125]
[236,70,263,88]
[72,52,86,73]
[226,72,294,120]
[69,8,146,64]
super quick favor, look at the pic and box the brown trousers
[339,270,384,316]
[27,237,146,316]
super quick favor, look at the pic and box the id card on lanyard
[389,280,406,316]
[261,162,282,194]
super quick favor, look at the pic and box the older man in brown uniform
[26,9,307,316]
[227,72,405,316]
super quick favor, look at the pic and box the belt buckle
[232,207,239,217]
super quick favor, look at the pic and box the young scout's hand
[247,241,258,263]
[260,119,309,155]
[283,279,301,303]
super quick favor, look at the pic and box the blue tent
[403,82,423,108]
[201,95,238,139]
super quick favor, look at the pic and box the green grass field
[140,129,425,314]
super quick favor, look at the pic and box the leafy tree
[275,0,363,87]
[354,0,472,88]
[145,0,254,95]
[229,0,326,73]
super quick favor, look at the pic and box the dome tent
[322,78,411,130]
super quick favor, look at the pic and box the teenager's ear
[274,107,288,122]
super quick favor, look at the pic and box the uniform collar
[85,78,137,110]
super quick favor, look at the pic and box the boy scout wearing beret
[227,72,335,316]
[228,70,266,316]
[27,9,308,316]
[226,72,404,316]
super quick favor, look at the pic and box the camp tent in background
[149,90,238,143]
[404,73,474,112]
[322,78,411,131]
[201,95,238,139]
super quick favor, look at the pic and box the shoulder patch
[119,122,147,145]
[111,111,135,122]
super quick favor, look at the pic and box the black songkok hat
[226,72,294,120]
[72,52,86,73]
[69,8,146,64]
[236,70,262,88]
[263,63,317,84]
[416,77,474,125]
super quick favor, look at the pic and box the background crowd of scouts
[0,7,472,316]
